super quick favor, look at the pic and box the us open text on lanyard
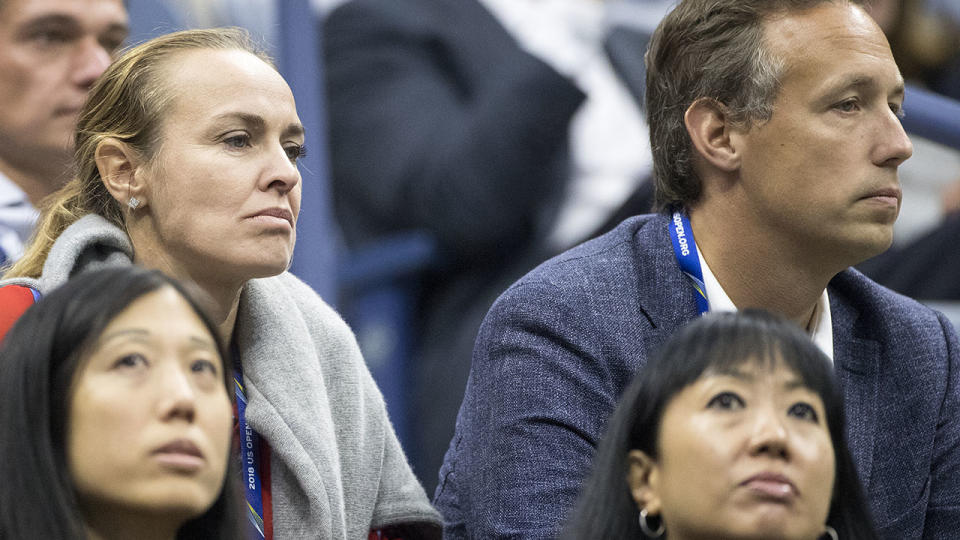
[669,210,710,316]
[234,363,273,540]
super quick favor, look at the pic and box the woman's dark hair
[0,266,241,539]
[564,310,877,539]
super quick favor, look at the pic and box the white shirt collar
[696,241,834,361]
[0,170,40,263]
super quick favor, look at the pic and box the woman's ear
[627,449,662,516]
[95,137,147,210]
[684,97,741,173]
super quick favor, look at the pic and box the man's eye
[100,37,125,55]
[834,99,861,113]
[224,134,251,149]
[707,391,745,410]
[32,30,71,46]
[788,402,820,423]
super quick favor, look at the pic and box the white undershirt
[696,241,835,361]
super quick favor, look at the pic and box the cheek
[290,183,303,218]
[803,435,837,504]
[656,424,730,502]
[207,393,234,452]
[68,387,142,490]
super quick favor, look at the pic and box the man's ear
[684,97,741,173]
[627,449,662,516]
[95,137,147,209]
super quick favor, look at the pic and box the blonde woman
[0,28,440,540]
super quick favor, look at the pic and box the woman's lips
[740,472,798,501]
[247,207,294,228]
[152,439,205,472]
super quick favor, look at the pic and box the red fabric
[368,528,406,540]
[260,438,273,540]
[0,285,37,341]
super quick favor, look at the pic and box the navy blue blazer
[435,213,960,539]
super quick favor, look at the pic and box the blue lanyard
[669,211,710,316]
[234,365,267,539]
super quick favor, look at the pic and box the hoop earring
[639,508,664,538]
[127,196,141,210]
[823,525,838,540]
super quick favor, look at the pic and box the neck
[83,511,180,540]
[130,227,244,345]
[686,202,833,328]
[0,151,72,207]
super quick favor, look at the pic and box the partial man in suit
[435,0,960,538]
[0,0,128,266]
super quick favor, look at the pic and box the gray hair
[645,0,867,211]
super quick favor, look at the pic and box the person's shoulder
[512,213,665,292]
[482,214,671,339]
[250,272,349,332]
[0,284,41,342]
[831,267,957,343]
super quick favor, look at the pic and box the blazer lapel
[633,214,701,355]
[829,289,880,489]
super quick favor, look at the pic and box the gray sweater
[2,215,441,538]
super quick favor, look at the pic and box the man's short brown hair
[645,0,867,211]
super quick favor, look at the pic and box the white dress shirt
[0,172,39,265]
[697,241,835,361]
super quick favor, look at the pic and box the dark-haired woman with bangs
[565,310,878,540]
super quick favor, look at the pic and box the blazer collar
[828,278,881,489]
[632,213,701,354]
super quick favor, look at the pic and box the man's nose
[874,109,914,168]
[72,38,113,90]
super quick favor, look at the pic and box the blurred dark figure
[323,0,658,490]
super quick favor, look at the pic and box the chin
[852,228,895,263]
[243,258,293,279]
[828,221,895,267]
[152,484,221,514]
[225,246,294,279]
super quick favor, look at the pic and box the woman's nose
[156,366,197,423]
[747,408,790,460]
[262,144,301,194]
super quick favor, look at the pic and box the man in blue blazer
[434,0,960,538]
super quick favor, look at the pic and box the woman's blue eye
[707,391,745,410]
[113,353,148,370]
[285,144,306,162]
[788,402,819,423]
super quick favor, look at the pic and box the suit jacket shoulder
[829,268,960,536]
[435,214,700,538]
